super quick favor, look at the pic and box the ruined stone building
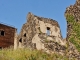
[14,0,80,59]
[13,2,80,57]
[0,0,80,59]
[14,12,66,54]
[0,23,17,49]
[0,12,66,54]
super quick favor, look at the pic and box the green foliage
[0,48,73,60]
[38,27,42,33]
[66,14,80,52]
[66,14,75,24]
[45,39,55,43]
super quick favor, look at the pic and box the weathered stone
[15,12,66,55]
[65,0,80,59]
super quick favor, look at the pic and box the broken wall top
[26,12,60,28]
[65,0,80,21]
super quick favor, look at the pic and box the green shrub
[66,14,80,52]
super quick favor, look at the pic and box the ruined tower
[15,12,66,54]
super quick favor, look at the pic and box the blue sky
[0,0,76,38]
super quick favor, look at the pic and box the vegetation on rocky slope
[65,14,80,52]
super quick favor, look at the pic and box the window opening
[19,38,22,43]
[0,47,2,49]
[46,27,50,35]
[24,33,26,37]
[0,30,5,36]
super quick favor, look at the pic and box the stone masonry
[14,12,67,55]
[0,23,17,48]
[65,0,80,59]
[0,0,80,59]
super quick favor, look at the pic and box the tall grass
[0,48,75,60]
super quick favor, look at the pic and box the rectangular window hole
[0,47,2,49]
[47,27,50,35]
[0,30,5,36]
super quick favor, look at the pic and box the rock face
[15,12,67,55]
[65,0,80,59]
[65,0,80,38]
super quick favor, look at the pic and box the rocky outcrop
[65,0,80,59]
[65,0,80,38]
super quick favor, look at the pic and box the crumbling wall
[16,12,67,56]
[32,33,66,55]
[65,0,80,59]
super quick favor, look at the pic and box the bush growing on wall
[66,14,80,52]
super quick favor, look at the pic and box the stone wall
[16,12,67,56]
[65,0,80,59]
[65,0,80,39]
[0,23,16,48]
